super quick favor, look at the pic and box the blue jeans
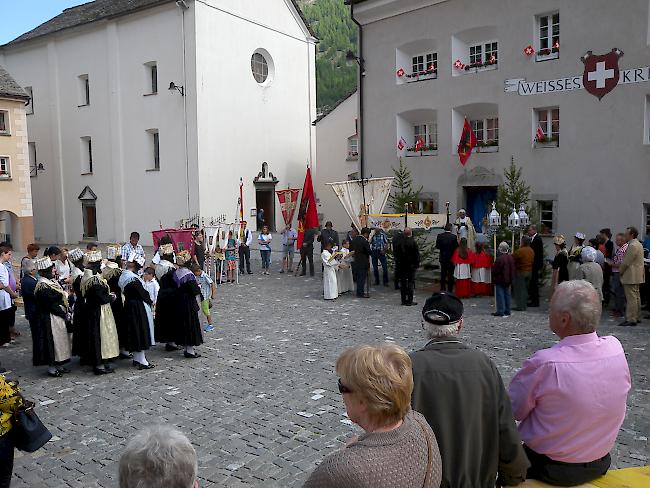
[495,284,511,315]
[372,251,389,285]
[260,250,271,270]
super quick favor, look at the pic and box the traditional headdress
[553,235,566,246]
[581,246,597,263]
[176,250,191,266]
[68,248,84,263]
[106,245,121,261]
[127,251,145,267]
[86,250,103,263]
[159,243,174,256]
[575,232,586,241]
[35,256,53,270]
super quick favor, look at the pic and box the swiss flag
[397,137,406,151]
[415,136,425,151]
[523,45,535,56]
[396,68,405,77]
[453,59,464,70]
[536,126,545,141]
[457,118,477,166]
[553,41,560,50]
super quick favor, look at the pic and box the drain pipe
[349,1,364,179]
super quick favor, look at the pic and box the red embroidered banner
[276,188,301,226]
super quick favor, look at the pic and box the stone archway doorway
[78,186,98,240]
[253,162,279,232]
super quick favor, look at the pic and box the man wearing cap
[410,292,529,487]
[454,209,476,250]
[509,280,630,485]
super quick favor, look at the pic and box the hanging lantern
[518,204,530,227]
[508,207,520,230]
[488,201,501,228]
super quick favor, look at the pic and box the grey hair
[498,241,510,253]
[423,320,460,339]
[119,425,197,488]
[24,259,37,273]
[552,280,601,333]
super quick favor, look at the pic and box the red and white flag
[553,41,560,50]
[415,136,425,151]
[396,68,405,77]
[397,137,407,151]
[453,59,464,70]
[535,126,545,141]
[276,188,301,226]
[457,118,477,166]
[523,45,535,56]
[489,54,496,64]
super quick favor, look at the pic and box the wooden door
[82,202,97,239]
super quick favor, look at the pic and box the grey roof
[0,65,29,101]
[2,0,175,47]
[2,0,316,48]
[313,88,357,124]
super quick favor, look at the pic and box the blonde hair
[336,344,413,427]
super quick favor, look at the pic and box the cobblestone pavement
[2,264,649,487]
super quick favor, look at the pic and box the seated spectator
[411,292,529,487]
[119,425,198,488]
[579,246,604,302]
[304,344,442,488]
[508,280,631,486]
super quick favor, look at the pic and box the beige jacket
[619,239,645,285]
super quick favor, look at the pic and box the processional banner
[276,189,301,225]
[327,177,393,231]
[367,213,447,232]
[151,228,195,255]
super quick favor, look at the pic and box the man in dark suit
[396,228,420,305]
[435,223,459,292]
[528,224,544,307]
[351,227,372,298]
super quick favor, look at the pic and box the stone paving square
[1,269,649,487]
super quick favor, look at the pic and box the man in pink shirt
[508,279,631,486]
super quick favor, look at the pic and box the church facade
[351,0,650,240]
[0,0,316,245]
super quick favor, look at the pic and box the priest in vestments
[455,209,476,251]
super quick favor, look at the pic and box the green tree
[388,158,422,213]
[496,156,536,234]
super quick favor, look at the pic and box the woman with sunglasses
[304,344,442,487]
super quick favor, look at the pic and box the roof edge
[313,88,357,125]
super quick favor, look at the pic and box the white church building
[0,0,316,245]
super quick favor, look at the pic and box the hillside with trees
[297,0,358,112]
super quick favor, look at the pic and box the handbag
[12,399,53,453]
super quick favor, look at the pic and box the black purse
[12,400,53,453]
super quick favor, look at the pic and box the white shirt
[55,259,71,280]
[0,263,11,310]
[142,278,160,304]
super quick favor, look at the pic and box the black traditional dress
[154,261,178,344]
[32,278,72,366]
[118,271,153,352]
[103,267,126,349]
[80,271,120,366]
[70,267,87,358]
[174,267,203,347]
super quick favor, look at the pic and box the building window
[347,136,359,160]
[28,142,37,177]
[145,62,158,94]
[411,52,437,74]
[645,204,650,237]
[25,87,34,114]
[78,74,90,106]
[537,12,559,59]
[251,52,269,84]
[147,130,160,170]
[413,122,437,149]
[81,136,93,174]
[469,41,498,66]
[0,156,10,178]
[0,111,8,135]
[418,199,437,213]
[537,200,555,234]
[471,118,499,149]
[536,108,559,145]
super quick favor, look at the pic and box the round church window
[251,52,269,84]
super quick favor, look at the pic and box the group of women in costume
[24,239,203,377]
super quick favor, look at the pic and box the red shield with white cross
[581,49,623,100]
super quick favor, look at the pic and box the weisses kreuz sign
[505,48,650,100]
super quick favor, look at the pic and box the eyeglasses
[337,378,352,394]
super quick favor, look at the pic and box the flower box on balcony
[536,47,559,62]
[406,144,438,157]
[405,69,437,83]
[535,136,559,148]
[473,141,499,153]
[346,151,359,161]
[463,59,498,74]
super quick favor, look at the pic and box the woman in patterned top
[0,375,23,487]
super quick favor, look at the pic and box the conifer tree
[388,158,423,212]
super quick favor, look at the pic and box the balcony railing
[405,68,437,83]
[536,46,560,62]
[535,135,559,148]
[461,59,498,74]
[472,140,499,153]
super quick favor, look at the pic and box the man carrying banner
[280,223,298,274]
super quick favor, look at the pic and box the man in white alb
[455,209,476,251]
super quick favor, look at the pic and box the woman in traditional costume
[80,250,120,375]
[567,232,585,280]
[154,243,181,352]
[471,242,493,296]
[336,240,354,294]
[32,256,72,377]
[104,245,128,359]
[174,250,203,358]
[451,238,474,298]
[119,255,155,370]
[321,242,340,300]
[68,248,86,358]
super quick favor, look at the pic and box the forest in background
[297,0,358,112]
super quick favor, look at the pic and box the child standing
[451,237,475,298]
[225,231,238,283]
[142,267,160,314]
[192,264,216,332]
[258,225,272,275]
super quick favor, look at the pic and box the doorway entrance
[255,190,275,232]
[464,186,497,232]
[78,185,98,240]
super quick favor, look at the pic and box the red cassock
[451,249,475,298]
[471,251,493,296]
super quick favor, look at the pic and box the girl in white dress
[321,242,340,300]
[337,240,354,294]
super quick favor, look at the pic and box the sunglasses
[337,378,352,394]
